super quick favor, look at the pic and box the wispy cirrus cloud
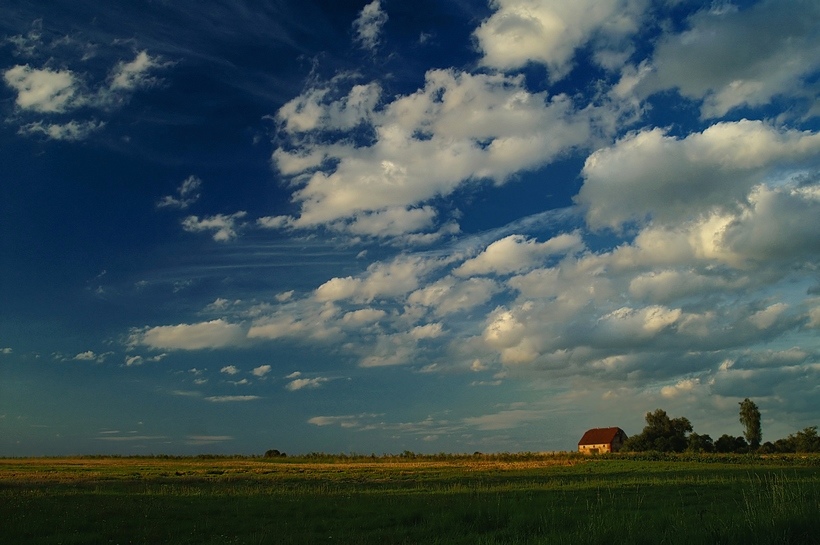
[204,395,261,403]
[124,353,166,367]
[97,433,167,442]
[308,413,380,428]
[286,376,329,391]
[463,408,552,431]
[157,175,202,210]
[108,51,164,92]
[186,435,233,445]
[181,212,248,242]
[17,119,105,141]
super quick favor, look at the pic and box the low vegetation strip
[1,454,819,544]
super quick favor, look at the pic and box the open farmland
[1,453,819,544]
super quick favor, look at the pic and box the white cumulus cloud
[455,233,583,276]
[273,69,590,235]
[3,50,168,141]
[577,120,820,230]
[353,0,388,51]
[132,319,245,350]
[474,0,647,80]
[3,65,81,112]
[252,365,271,377]
[634,0,820,118]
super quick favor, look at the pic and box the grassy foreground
[1,453,819,544]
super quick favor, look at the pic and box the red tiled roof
[578,427,624,445]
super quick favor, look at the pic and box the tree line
[623,398,820,454]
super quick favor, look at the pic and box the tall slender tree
[739,398,762,449]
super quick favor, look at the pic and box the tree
[687,432,714,453]
[756,427,820,453]
[794,426,820,453]
[738,398,762,449]
[623,409,693,452]
[772,436,797,453]
[757,441,776,454]
[715,434,748,453]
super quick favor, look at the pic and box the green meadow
[1,453,818,544]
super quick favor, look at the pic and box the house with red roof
[578,427,628,454]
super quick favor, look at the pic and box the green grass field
[1,453,818,544]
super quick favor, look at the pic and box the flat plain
[1,453,818,544]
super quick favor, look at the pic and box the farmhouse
[578,427,628,454]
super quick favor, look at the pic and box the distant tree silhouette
[757,426,820,453]
[795,426,820,452]
[623,409,693,452]
[714,434,748,453]
[738,398,762,449]
[687,432,714,453]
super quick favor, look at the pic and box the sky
[1,0,818,456]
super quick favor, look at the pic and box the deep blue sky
[1,0,819,456]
